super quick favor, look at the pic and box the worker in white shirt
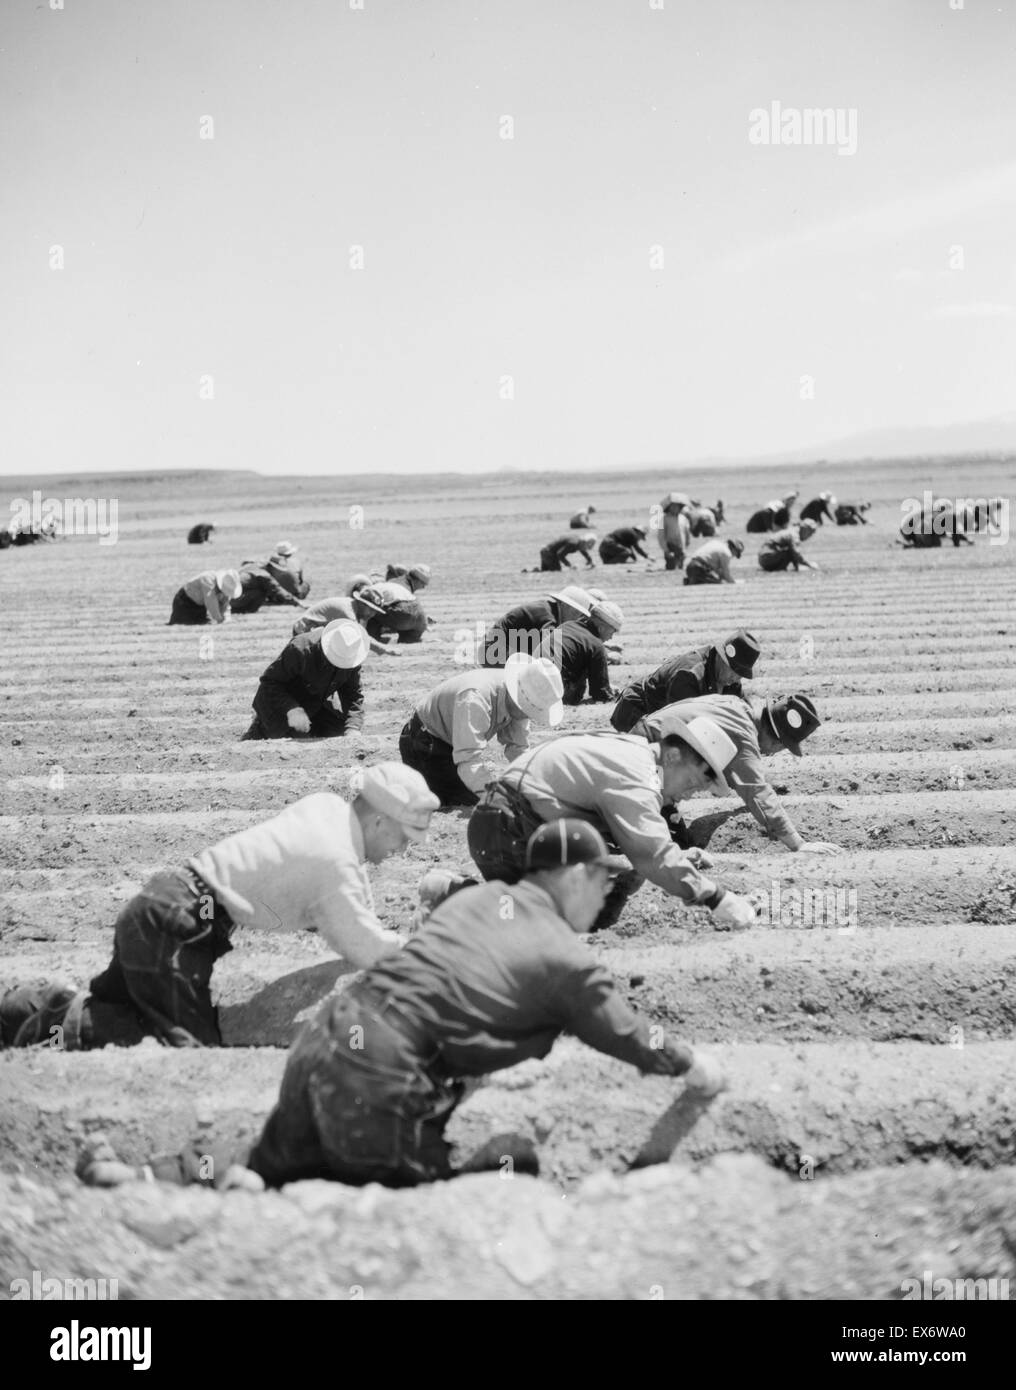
[399,654,564,806]
[683,537,745,585]
[0,766,440,1050]
[168,569,242,625]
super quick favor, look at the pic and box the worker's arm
[196,575,226,623]
[309,856,402,966]
[335,668,365,732]
[725,746,803,849]
[716,551,734,583]
[554,956,695,1075]
[498,712,532,764]
[597,780,722,905]
[451,691,506,792]
[633,540,649,558]
[587,645,614,703]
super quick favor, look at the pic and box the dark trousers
[399,713,478,806]
[683,558,722,585]
[599,538,632,564]
[609,689,646,733]
[538,546,565,572]
[758,552,793,571]
[248,987,464,1188]
[661,543,684,571]
[366,601,426,644]
[85,869,234,1047]
[168,588,209,625]
[242,706,351,741]
[467,794,642,930]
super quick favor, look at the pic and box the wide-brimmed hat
[359,763,439,840]
[525,819,628,875]
[407,564,432,588]
[655,714,737,794]
[764,694,820,757]
[727,538,745,559]
[719,629,761,679]
[351,584,388,616]
[320,618,369,669]
[217,569,242,599]
[504,653,564,727]
[660,492,691,511]
[275,541,296,557]
[548,585,595,616]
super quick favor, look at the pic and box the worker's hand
[711,890,757,931]
[796,840,842,854]
[684,1051,727,1098]
[684,847,714,871]
[286,708,311,734]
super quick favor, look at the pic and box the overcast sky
[2,0,1015,476]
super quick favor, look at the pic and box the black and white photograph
[2,0,1015,1334]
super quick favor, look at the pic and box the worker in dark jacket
[528,533,597,572]
[242,619,368,740]
[261,542,310,601]
[758,521,819,570]
[610,630,760,732]
[68,821,727,1192]
[899,501,973,549]
[747,490,798,533]
[569,505,597,530]
[479,586,597,667]
[835,502,871,526]
[231,564,308,614]
[799,493,837,525]
[385,563,432,593]
[540,601,624,705]
[187,522,216,545]
[599,525,649,564]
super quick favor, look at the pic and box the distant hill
[751,412,1016,467]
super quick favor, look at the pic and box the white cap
[504,653,564,727]
[548,585,595,616]
[320,619,369,668]
[217,569,242,599]
[590,600,624,636]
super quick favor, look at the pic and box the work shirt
[642,694,800,848]
[800,497,836,524]
[265,558,310,600]
[493,733,719,904]
[291,595,358,635]
[238,566,303,606]
[606,527,649,557]
[253,630,365,731]
[624,644,742,715]
[759,528,807,567]
[686,539,734,582]
[361,878,695,1078]
[657,509,691,557]
[189,793,401,965]
[416,669,530,792]
[540,620,613,704]
[375,580,414,606]
[182,571,231,623]
[482,599,560,666]
[569,510,594,529]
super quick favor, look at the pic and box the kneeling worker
[242,618,368,741]
[72,821,726,1192]
[0,766,440,1050]
[400,655,564,806]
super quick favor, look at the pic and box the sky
[2,0,1015,476]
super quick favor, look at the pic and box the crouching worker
[242,619,368,741]
[0,766,439,1051]
[466,716,758,932]
[292,587,404,656]
[168,569,242,625]
[72,820,727,1192]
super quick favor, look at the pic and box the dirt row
[4,1041,1014,1187]
[3,921,1013,1050]
[2,1157,1013,1301]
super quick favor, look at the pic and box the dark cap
[764,693,821,757]
[525,819,628,874]
[719,629,761,679]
